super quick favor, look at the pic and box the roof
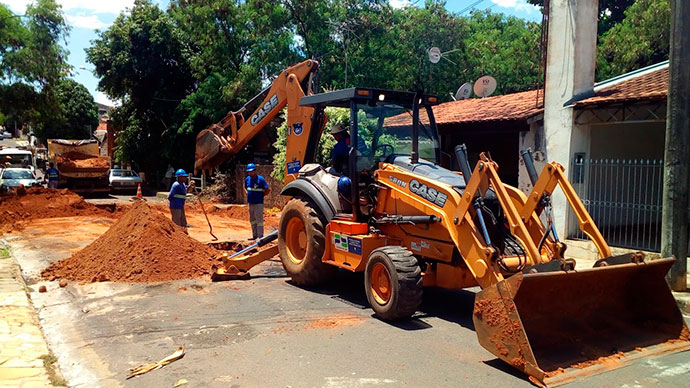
[431,89,543,125]
[575,61,669,107]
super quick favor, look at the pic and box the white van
[0,148,35,172]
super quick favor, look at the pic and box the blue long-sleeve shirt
[168,181,186,209]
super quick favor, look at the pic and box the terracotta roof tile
[575,67,668,107]
[431,89,543,125]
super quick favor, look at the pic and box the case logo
[409,179,448,207]
[250,94,279,126]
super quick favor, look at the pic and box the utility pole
[661,0,690,291]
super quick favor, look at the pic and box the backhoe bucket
[194,128,227,171]
[473,258,690,387]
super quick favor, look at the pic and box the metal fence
[567,158,664,252]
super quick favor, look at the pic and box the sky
[1,0,541,107]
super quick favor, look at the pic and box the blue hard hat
[175,169,188,177]
[246,163,257,172]
[337,176,352,198]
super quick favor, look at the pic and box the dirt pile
[0,187,114,233]
[56,151,110,169]
[42,201,221,283]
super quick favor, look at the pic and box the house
[431,62,669,253]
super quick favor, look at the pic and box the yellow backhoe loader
[195,59,690,387]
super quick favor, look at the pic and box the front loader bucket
[473,258,690,387]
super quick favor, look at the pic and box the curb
[673,292,690,316]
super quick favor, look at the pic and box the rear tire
[365,246,423,320]
[279,197,334,286]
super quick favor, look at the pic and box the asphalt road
[5,221,690,388]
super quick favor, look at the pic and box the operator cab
[300,88,459,221]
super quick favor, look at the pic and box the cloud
[1,0,134,14]
[64,14,109,30]
[490,0,540,13]
[390,0,411,8]
[96,91,119,107]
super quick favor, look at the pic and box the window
[353,103,440,171]
[2,170,34,180]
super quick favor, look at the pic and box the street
[2,211,689,388]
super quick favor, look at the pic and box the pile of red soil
[42,201,221,283]
[56,151,109,169]
[0,187,114,233]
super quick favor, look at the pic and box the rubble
[0,187,115,233]
[42,201,221,283]
[55,151,110,169]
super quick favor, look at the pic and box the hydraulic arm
[194,59,321,176]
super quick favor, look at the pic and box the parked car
[109,169,143,193]
[1,131,11,139]
[0,168,40,192]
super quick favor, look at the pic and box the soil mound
[0,187,113,233]
[56,151,110,169]
[42,201,221,283]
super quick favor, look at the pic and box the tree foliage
[87,0,195,169]
[596,0,670,80]
[41,79,98,139]
[0,0,73,137]
[86,0,543,175]
[527,0,635,35]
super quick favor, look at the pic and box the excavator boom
[194,59,320,173]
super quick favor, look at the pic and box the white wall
[543,0,599,238]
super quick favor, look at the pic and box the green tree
[464,10,540,94]
[527,0,635,35]
[87,0,195,170]
[596,0,670,80]
[271,106,349,181]
[37,79,98,139]
[0,0,71,136]
[170,0,297,137]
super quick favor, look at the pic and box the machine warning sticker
[293,122,303,136]
[287,160,302,174]
[347,237,362,255]
[334,233,348,251]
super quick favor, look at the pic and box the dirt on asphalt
[42,201,222,283]
[0,187,117,233]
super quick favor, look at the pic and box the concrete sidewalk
[0,244,63,387]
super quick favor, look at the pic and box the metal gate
[567,159,664,252]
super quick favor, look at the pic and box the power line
[459,0,486,15]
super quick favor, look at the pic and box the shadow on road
[293,269,478,331]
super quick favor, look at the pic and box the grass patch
[40,354,67,386]
[0,245,9,259]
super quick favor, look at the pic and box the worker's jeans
[248,203,263,239]
[170,207,187,228]
[48,181,57,189]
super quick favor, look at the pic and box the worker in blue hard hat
[245,163,270,240]
[168,168,192,230]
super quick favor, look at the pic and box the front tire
[279,197,334,286]
[365,246,423,320]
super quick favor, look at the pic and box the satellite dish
[428,47,441,64]
[455,83,473,100]
[473,76,497,98]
